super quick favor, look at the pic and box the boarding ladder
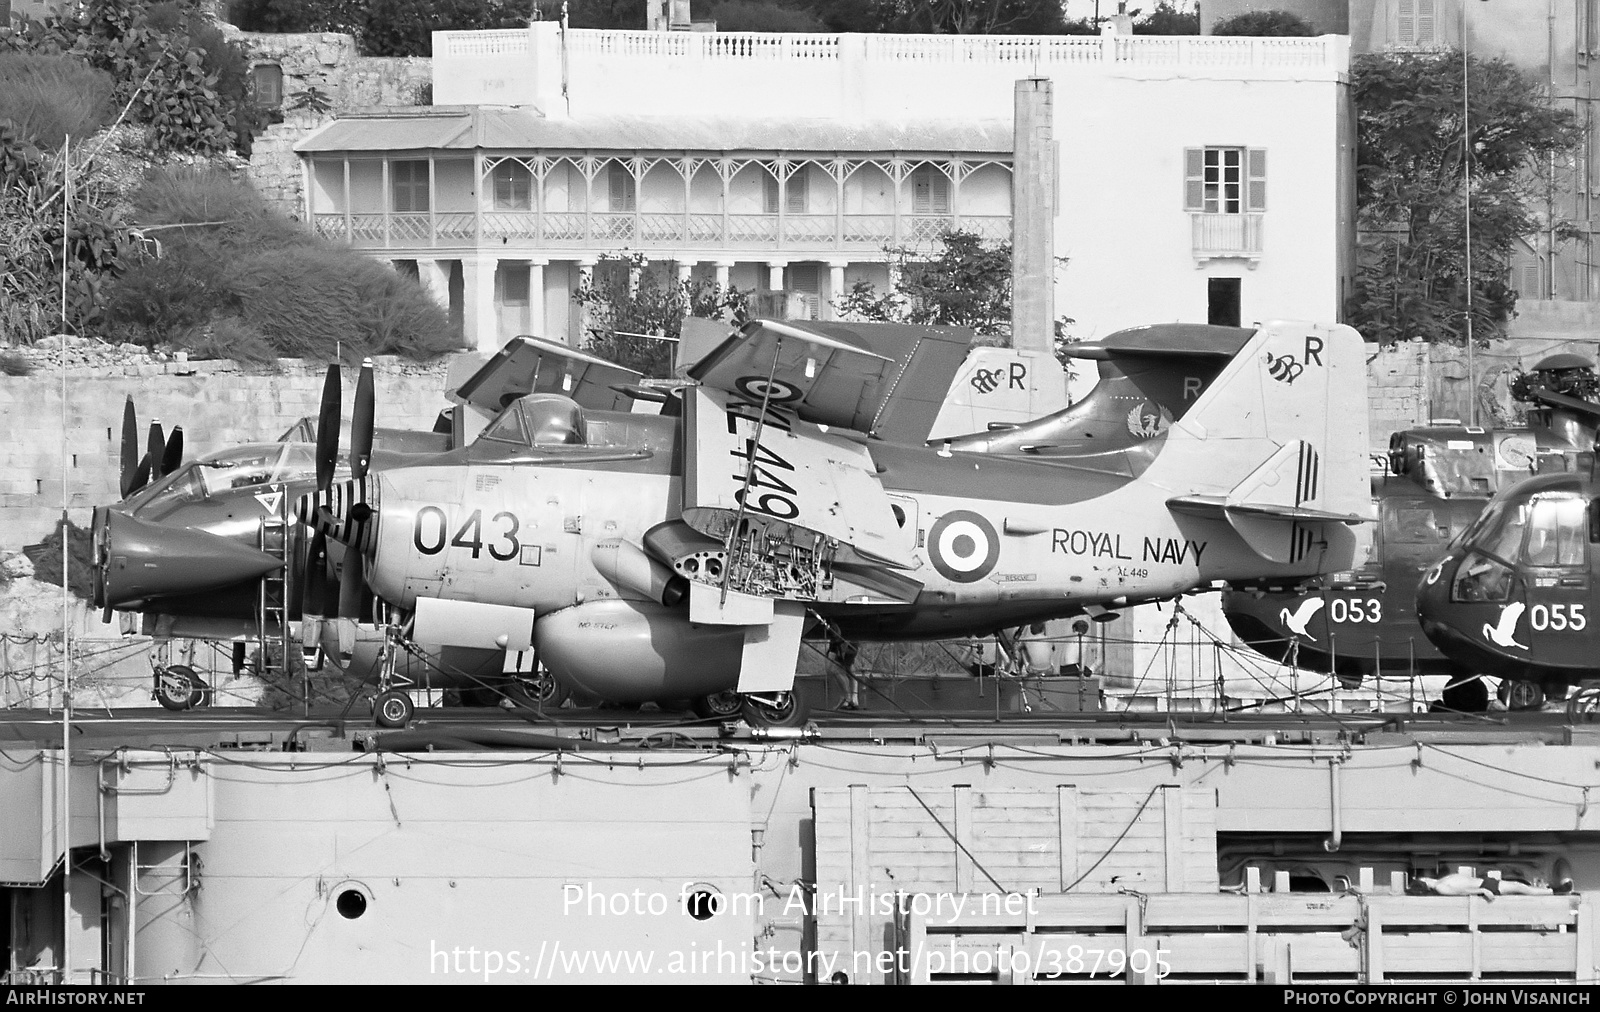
[257,505,293,698]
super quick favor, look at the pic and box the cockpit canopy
[478,393,588,448]
[130,443,318,517]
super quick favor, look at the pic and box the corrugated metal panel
[297,108,1011,154]
[810,785,1218,983]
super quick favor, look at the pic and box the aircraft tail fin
[1156,321,1372,569]
[924,347,1069,441]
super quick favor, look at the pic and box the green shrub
[107,168,454,361]
[183,315,280,365]
[0,53,116,150]
[1211,10,1318,36]
[225,246,456,361]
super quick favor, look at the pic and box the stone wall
[0,350,463,550]
[231,30,433,218]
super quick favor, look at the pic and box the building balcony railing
[1191,213,1264,262]
[313,210,1010,253]
[436,28,1343,72]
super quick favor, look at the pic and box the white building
[293,24,1354,351]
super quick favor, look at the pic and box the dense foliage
[232,0,529,55]
[3,0,273,157]
[105,167,459,362]
[1210,10,1317,36]
[572,254,749,378]
[1349,51,1582,345]
[835,228,1014,338]
[1131,2,1200,35]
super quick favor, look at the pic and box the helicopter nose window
[1452,551,1516,603]
[1523,497,1586,568]
[1477,501,1532,564]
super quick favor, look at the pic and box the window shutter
[1183,148,1205,211]
[609,164,634,211]
[1417,0,1435,44]
[1246,149,1267,212]
[912,170,950,214]
[1397,0,1415,45]
[787,170,808,214]
[764,173,780,214]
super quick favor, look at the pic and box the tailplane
[1155,320,1372,570]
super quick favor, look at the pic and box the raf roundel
[928,510,1000,583]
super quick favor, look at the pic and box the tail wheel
[1498,679,1547,711]
[741,691,809,728]
[1440,672,1489,713]
[504,673,569,709]
[154,665,201,712]
[691,690,744,720]
[374,689,414,728]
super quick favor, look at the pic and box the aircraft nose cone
[100,509,284,608]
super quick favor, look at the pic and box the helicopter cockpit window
[1384,504,1448,545]
[1478,500,1532,564]
[1452,551,1517,603]
[1522,496,1586,568]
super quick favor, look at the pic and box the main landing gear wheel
[373,690,414,728]
[692,690,744,720]
[1438,672,1489,713]
[1498,679,1547,712]
[155,665,207,712]
[741,691,809,728]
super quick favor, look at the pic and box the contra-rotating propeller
[297,359,377,622]
[118,396,184,498]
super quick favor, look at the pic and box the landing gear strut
[369,612,417,728]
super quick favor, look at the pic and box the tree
[834,228,1013,338]
[572,254,750,377]
[869,0,1069,35]
[1210,10,1316,36]
[1133,1,1199,35]
[1348,51,1582,345]
[703,1,828,32]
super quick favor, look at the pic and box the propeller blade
[130,455,151,497]
[118,398,139,498]
[302,530,331,618]
[316,363,341,494]
[351,358,375,481]
[337,550,365,620]
[161,426,184,475]
[146,420,165,482]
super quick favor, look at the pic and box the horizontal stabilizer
[1062,323,1253,361]
[1166,439,1372,564]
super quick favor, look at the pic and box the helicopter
[1414,463,1600,713]
[1219,353,1600,711]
